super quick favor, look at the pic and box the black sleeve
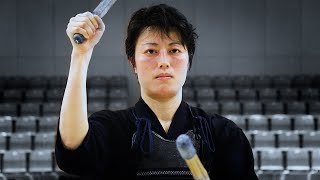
[214,118,258,180]
[54,111,113,177]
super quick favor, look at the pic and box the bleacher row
[0,75,319,180]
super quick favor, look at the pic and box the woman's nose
[158,50,170,69]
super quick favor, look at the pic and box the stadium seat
[87,76,108,89]
[9,133,32,151]
[29,150,53,172]
[20,102,41,116]
[183,87,195,101]
[213,76,232,89]
[198,100,219,115]
[88,88,108,102]
[247,115,269,131]
[42,102,61,116]
[107,99,128,111]
[192,75,212,88]
[216,88,236,101]
[48,76,67,89]
[257,172,282,180]
[38,116,58,133]
[269,114,291,131]
[88,101,106,115]
[253,132,275,149]
[46,88,65,102]
[303,132,320,149]
[300,88,319,102]
[2,150,27,173]
[109,75,128,88]
[264,101,284,115]
[220,101,241,115]
[238,89,257,101]
[0,116,13,133]
[260,149,284,170]
[286,101,306,115]
[109,87,128,100]
[308,101,320,115]
[2,89,23,102]
[6,76,28,89]
[0,132,7,151]
[277,131,300,149]
[309,172,320,180]
[293,115,315,132]
[252,76,273,89]
[273,75,292,88]
[27,76,48,89]
[258,88,278,102]
[232,76,253,89]
[0,103,18,116]
[195,87,215,101]
[242,101,263,115]
[34,132,56,150]
[24,89,45,102]
[278,88,299,102]
[282,171,309,180]
[312,149,320,170]
[292,75,313,89]
[15,116,37,133]
[286,149,310,171]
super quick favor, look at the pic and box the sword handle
[73,33,85,44]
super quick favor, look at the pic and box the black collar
[133,97,193,140]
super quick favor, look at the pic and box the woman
[55,3,258,180]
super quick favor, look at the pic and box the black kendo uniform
[55,98,258,180]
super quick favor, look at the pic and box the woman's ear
[129,57,137,73]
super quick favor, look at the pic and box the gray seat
[286,101,306,115]
[87,76,108,89]
[42,102,61,116]
[9,132,32,151]
[252,76,273,89]
[46,88,65,102]
[2,89,23,103]
[192,75,212,88]
[0,132,8,151]
[300,88,319,102]
[20,103,41,116]
[286,149,310,171]
[270,114,291,132]
[88,88,108,102]
[264,101,284,115]
[196,87,215,101]
[183,87,195,101]
[312,149,320,171]
[303,131,320,149]
[247,115,269,131]
[108,99,128,111]
[279,88,298,102]
[220,101,241,115]
[24,89,45,103]
[277,131,300,149]
[216,88,236,101]
[38,116,58,133]
[34,132,56,150]
[237,89,257,101]
[242,101,263,115]
[109,87,128,100]
[15,116,37,133]
[88,101,106,115]
[29,150,53,172]
[309,102,320,115]
[0,116,13,133]
[0,103,18,116]
[294,115,315,132]
[198,100,219,115]
[2,150,27,173]
[213,76,232,89]
[232,76,253,89]
[253,131,275,149]
[260,149,284,171]
[259,88,278,102]
[281,172,309,180]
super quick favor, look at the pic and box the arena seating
[0,74,319,179]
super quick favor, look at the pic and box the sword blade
[93,0,118,18]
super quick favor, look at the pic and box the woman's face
[134,28,189,100]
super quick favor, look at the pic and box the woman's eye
[170,49,181,53]
[146,50,157,54]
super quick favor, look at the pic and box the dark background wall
[0,0,320,103]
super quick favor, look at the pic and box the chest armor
[133,130,202,180]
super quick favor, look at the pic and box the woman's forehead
[137,27,182,44]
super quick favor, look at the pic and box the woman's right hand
[66,12,105,54]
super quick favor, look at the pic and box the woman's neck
[141,92,182,122]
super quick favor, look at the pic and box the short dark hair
[125,3,198,70]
